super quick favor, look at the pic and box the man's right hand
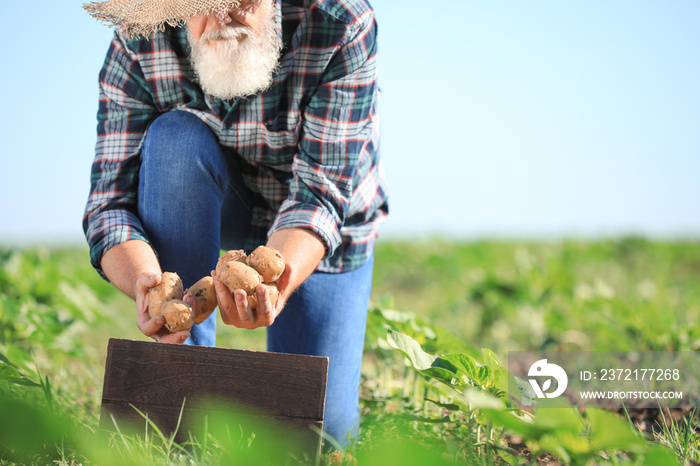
[135,273,191,344]
[102,240,191,344]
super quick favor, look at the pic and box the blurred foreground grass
[0,238,698,464]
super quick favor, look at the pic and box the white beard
[187,10,282,100]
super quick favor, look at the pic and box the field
[1,238,699,465]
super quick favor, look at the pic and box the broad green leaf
[498,451,519,466]
[386,330,459,386]
[587,408,645,452]
[538,434,573,464]
[439,354,491,387]
[386,330,498,393]
[483,348,510,392]
[379,309,436,344]
[355,437,454,466]
[641,445,681,466]
[482,409,545,439]
[0,353,13,366]
[541,431,591,456]
[482,348,502,366]
[533,399,585,433]
[458,387,505,410]
[0,362,21,379]
[512,375,538,406]
[386,330,438,371]
[0,397,74,464]
[422,367,461,385]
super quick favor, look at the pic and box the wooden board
[100,338,328,459]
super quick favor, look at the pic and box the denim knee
[140,111,228,195]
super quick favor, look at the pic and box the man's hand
[214,227,325,329]
[135,273,191,343]
[102,240,191,344]
[212,271,278,328]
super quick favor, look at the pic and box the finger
[136,272,162,317]
[157,331,190,344]
[233,289,255,328]
[137,272,162,290]
[137,314,166,337]
[253,285,275,327]
[212,273,238,326]
[183,289,197,314]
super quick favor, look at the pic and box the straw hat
[83,0,243,38]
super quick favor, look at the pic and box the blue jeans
[138,111,372,448]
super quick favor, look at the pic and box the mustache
[200,25,252,42]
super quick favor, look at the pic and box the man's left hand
[211,227,325,329]
[212,270,281,328]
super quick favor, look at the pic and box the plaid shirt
[83,0,389,278]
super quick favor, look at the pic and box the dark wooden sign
[100,338,328,460]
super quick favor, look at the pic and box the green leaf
[511,375,538,406]
[482,348,510,392]
[440,354,491,387]
[0,363,41,387]
[0,362,21,379]
[1,377,42,387]
[482,409,544,439]
[481,348,501,366]
[424,398,460,411]
[0,353,15,366]
[534,403,585,434]
[0,397,74,464]
[538,434,573,464]
[641,445,681,466]
[541,431,590,456]
[587,408,645,452]
[386,330,439,371]
[354,437,454,466]
[458,387,505,410]
[387,330,475,388]
[386,330,499,392]
[484,402,586,443]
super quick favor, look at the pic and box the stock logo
[528,359,568,399]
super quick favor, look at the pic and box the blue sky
[1,0,698,245]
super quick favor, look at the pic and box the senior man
[82,0,388,448]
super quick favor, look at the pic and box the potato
[159,299,194,333]
[219,260,262,296]
[215,249,248,277]
[246,246,285,282]
[190,276,217,324]
[148,272,184,318]
[247,283,279,310]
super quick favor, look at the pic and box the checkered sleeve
[82,33,159,280]
[269,8,379,258]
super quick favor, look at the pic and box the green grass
[0,238,698,464]
[372,238,700,353]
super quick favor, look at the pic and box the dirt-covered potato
[246,246,285,282]
[148,272,184,318]
[190,276,217,324]
[219,260,262,296]
[159,299,195,333]
[215,249,248,277]
[247,283,280,310]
